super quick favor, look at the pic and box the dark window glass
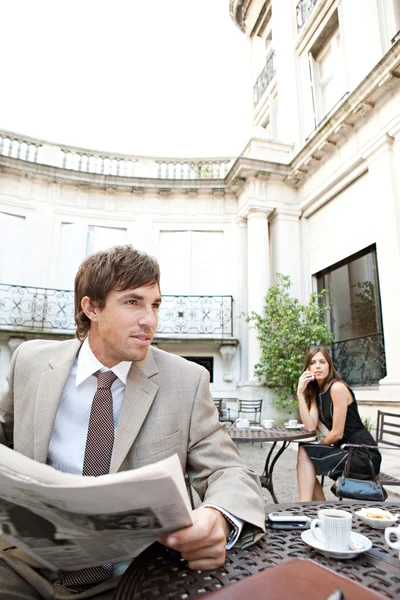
[316,245,386,385]
[184,357,214,382]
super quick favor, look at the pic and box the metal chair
[213,398,234,424]
[230,399,263,425]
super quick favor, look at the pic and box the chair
[230,399,263,425]
[213,398,234,424]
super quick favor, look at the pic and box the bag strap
[341,444,378,481]
[342,446,354,478]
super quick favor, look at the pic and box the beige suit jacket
[0,338,265,551]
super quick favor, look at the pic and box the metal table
[226,425,316,503]
[113,501,400,600]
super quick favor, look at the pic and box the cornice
[0,156,228,194]
[229,0,247,32]
[289,39,400,186]
[225,156,291,193]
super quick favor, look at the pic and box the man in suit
[0,245,265,599]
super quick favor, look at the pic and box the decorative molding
[219,344,237,382]
[7,336,25,356]
[237,199,274,220]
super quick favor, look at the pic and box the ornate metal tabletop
[226,425,316,503]
[226,425,316,443]
[113,501,400,600]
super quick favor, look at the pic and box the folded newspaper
[0,444,192,571]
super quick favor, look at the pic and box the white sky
[1,0,252,157]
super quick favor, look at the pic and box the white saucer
[284,424,305,429]
[301,529,372,559]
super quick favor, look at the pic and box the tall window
[57,223,126,289]
[316,245,386,385]
[159,230,225,295]
[309,11,345,127]
[0,213,25,285]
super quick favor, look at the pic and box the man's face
[85,284,161,367]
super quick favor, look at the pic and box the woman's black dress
[300,382,381,480]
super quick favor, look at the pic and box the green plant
[362,416,373,432]
[247,274,333,412]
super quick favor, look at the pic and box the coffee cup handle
[310,518,325,543]
[385,527,400,548]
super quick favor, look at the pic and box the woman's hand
[297,370,314,395]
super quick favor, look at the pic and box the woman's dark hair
[74,245,160,340]
[303,346,344,407]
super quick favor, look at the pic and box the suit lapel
[110,349,159,473]
[34,339,82,463]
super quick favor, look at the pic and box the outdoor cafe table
[113,501,400,600]
[226,425,317,503]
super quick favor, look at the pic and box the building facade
[1,0,400,422]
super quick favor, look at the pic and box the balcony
[253,51,276,107]
[0,130,233,181]
[332,333,386,386]
[296,0,320,31]
[0,284,234,338]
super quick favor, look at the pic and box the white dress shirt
[47,338,242,573]
[48,338,131,474]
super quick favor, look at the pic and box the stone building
[1,0,400,422]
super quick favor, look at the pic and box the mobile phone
[267,511,311,529]
[268,511,309,522]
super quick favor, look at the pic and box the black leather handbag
[331,445,387,502]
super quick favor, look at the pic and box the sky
[0,0,252,157]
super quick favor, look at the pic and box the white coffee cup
[288,419,298,427]
[385,525,400,559]
[310,509,352,551]
[262,419,274,429]
[235,418,250,428]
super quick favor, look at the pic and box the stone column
[366,133,400,389]
[236,217,248,382]
[247,208,271,381]
[269,207,302,298]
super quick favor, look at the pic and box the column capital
[269,206,301,224]
[238,200,274,220]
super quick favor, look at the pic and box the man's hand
[157,507,231,570]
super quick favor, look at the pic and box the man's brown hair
[74,245,160,340]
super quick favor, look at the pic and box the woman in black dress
[296,346,381,501]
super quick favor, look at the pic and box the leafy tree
[247,274,333,412]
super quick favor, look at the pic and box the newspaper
[0,444,192,571]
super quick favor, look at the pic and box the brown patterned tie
[58,370,117,592]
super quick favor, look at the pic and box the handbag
[331,445,388,501]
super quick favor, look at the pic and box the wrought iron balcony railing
[157,295,233,336]
[296,0,321,30]
[0,284,233,337]
[253,51,276,107]
[332,333,386,387]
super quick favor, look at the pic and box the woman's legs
[296,446,326,502]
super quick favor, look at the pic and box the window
[57,223,126,289]
[159,230,225,295]
[0,213,25,285]
[184,357,213,382]
[316,245,386,385]
[308,11,345,127]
